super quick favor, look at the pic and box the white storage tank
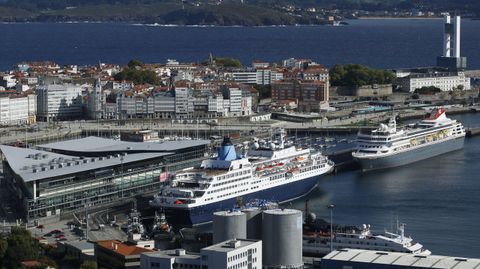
[263,208,303,269]
[213,210,247,244]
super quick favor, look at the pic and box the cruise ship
[352,107,465,171]
[303,221,431,256]
[150,129,334,226]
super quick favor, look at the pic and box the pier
[466,127,480,137]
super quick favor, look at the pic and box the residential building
[397,71,471,92]
[272,79,329,112]
[0,94,36,125]
[96,240,154,269]
[174,87,194,117]
[140,239,262,269]
[231,69,283,85]
[36,83,83,121]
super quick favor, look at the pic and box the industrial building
[437,15,467,70]
[140,239,262,269]
[0,136,210,221]
[321,249,480,269]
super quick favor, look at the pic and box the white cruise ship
[352,107,465,171]
[150,129,334,226]
[303,222,431,256]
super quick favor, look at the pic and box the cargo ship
[352,107,465,171]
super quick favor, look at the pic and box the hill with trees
[1,0,478,24]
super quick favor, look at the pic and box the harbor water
[291,113,480,258]
[1,19,480,70]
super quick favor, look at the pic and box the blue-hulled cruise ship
[150,129,334,226]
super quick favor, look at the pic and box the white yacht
[303,222,432,256]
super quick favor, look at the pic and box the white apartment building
[398,71,471,92]
[0,94,36,125]
[175,87,194,117]
[231,69,284,85]
[208,93,226,117]
[36,84,83,121]
[140,239,262,269]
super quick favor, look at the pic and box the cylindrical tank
[262,209,303,269]
[213,211,247,244]
[242,207,262,240]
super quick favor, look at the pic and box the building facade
[140,239,262,269]
[36,83,83,121]
[272,79,329,112]
[0,94,36,125]
[397,71,471,92]
[0,137,209,221]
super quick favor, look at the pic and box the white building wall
[404,72,471,92]
[0,95,36,125]
[36,84,83,120]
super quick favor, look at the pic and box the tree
[0,238,7,268]
[4,227,39,269]
[213,57,242,68]
[329,64,395,87]
[79,261,98,269]
[127,59,143,68]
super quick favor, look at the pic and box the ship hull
[355,136,464,172]
[162,175,321,227]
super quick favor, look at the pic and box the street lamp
[327,204,335,253]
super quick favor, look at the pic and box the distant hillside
[0,0,479,24]
[0,2,321,25]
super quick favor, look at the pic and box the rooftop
[96,240,154,257]
[201,239,260,253]
[323,249,480,269]
[38,136,210,154]
[0,145,171,182]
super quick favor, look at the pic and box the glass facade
[16,145,208,220]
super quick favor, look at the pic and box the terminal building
[0,136,210,221]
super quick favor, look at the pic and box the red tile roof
[97,240,153,257]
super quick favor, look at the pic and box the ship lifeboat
[256,167,263,171]
[174,200,185,204]
[296,156,306,161]
[276,162,284,166]
[410,139,417,146]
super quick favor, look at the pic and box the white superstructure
[304,222,431,256]
[151,129,334,225]
[352,108,465,171]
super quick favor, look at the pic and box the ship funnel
[218,137,237,161]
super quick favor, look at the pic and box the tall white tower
[437,14,466,70]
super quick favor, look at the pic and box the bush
[414,86,441,95]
